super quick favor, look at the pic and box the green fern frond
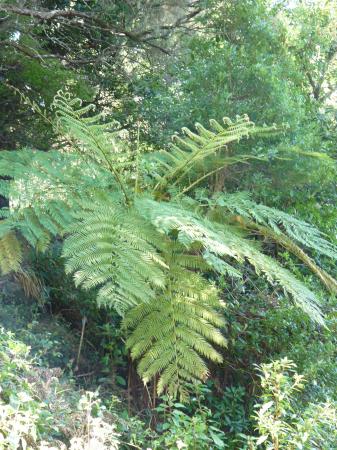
[136,197,325,325]
[151,116,277,193]
[0,148,117,260]
[52,91,131,201]
[228,215,337,294]
[63,201,167,315]
[214,192,337,259]
[124,267,226,399]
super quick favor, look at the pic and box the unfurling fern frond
[124,263,226,400]
[63,200,167,315]
[136,197,325,325]
[150,116,277,193]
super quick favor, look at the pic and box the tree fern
[0,92,336,397]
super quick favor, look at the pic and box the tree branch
[0,4,172,54]
[0,40,106,67]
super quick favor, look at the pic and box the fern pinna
[0,92,336,399]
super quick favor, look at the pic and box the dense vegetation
[0,0,336,448]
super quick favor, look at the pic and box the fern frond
[52,91,131,201]
[0,148,117,260]
[230,215,337,294]
[14,269,44,303]
[151,116,277,193]
[124,267,226,400]
[136,198,325,325]
[63,201,167,315]
[214,192,337,260]
[0,232,22,274]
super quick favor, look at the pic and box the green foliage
[153,398,227,449]
[0,144,119,261]
[0,91,336,398]
[202,384,249,445]
[52,92,133,181]
[209,191,337,294]
[63,199,166,315]
[252,358,337,449]
[0,328,120,449]
[285,1,337,102]
[0,232,22,273]
[0,54,93,151]
[134,0,306,145]
[124,256,226,398]
[213,192,337,260]
[171,382,251,449]
[149,115,277,194]
[1,0,337,447]
[137,197,326,324]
